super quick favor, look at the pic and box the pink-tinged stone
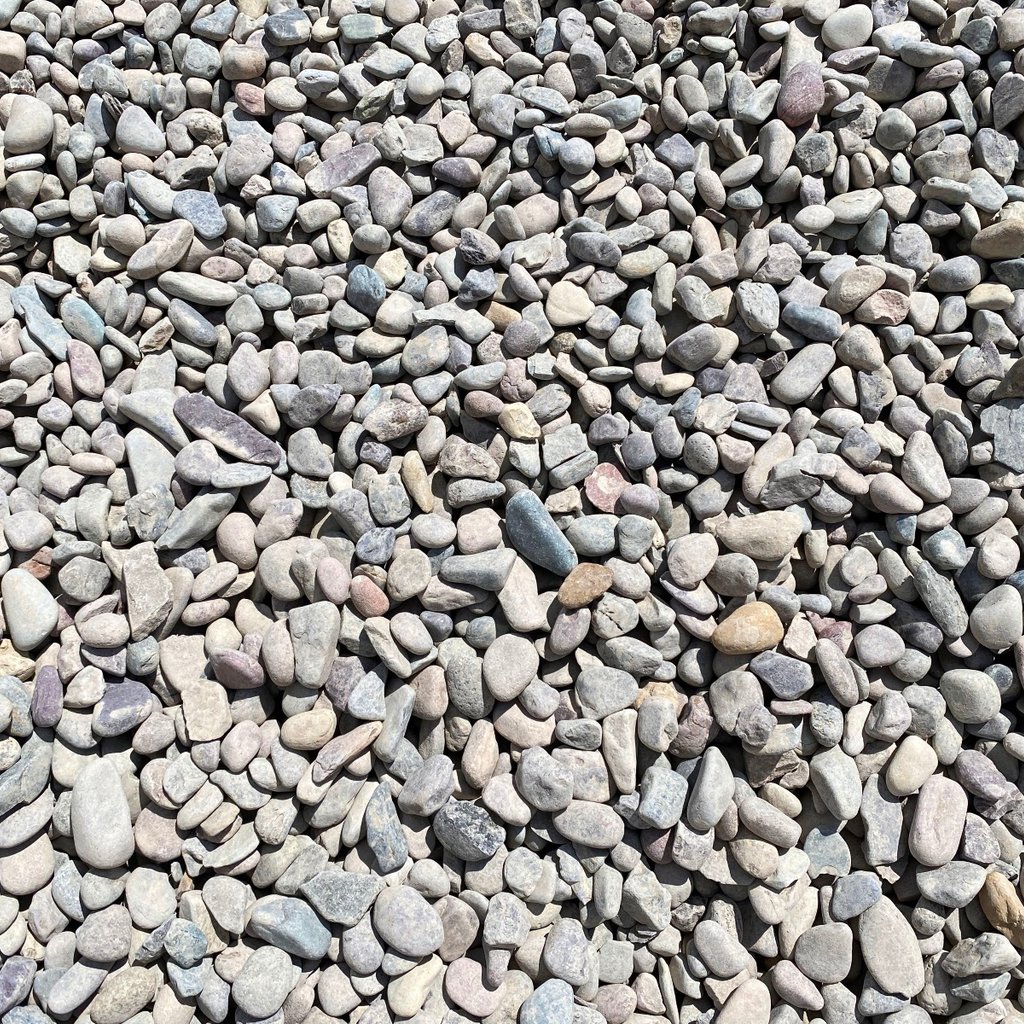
[642,827,674,864]
[444,958,504,1017]
[233,82,267,117]
[349,575,390,617]
[585,463,629,512]
[807,612,854,653]
[778,62,825,127]
[210,649,265,690]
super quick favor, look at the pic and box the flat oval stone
[778,62,825,127]
[859,897,925,997]
[174,392,281,466]
[372,885,443,957]
[552,800,625,849]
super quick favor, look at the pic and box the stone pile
[2,0,1024,1021]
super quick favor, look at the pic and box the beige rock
[389,955,444,1017]
[908,775,968,867]
[0,31,26,74]
[712,603,784,655]
[980,871,1024,948]
[717,978,771,1024]
[826,265,886,313]
[126,220,195,280]
[4,96,53,155]
[545,281,595,326]
[0,831,54,895]
[667,533,719,589]
[885,735,937,797]
[967,282,1014,310]
[181,679,232,742]
[280,705,337,750]
[715,511,804,562]
[0,640,35,679]
[971,218,1024,259]
[859,897,925,996]
[498,402,541,439]
[90,968,157,1024]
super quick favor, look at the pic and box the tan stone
[558,563,614,609]
[971,218,1024,259]
[181,678,232,742]
[980,870,1024,948]
[636,681,685,712]
[856,288,910,325]
[0,639,35,679]
[967,282,1014,310]
[545,281,594,327]
[90,968,158,1024]
[826,265,886,314]
[714,510,803,562]
[280,705,337,751]
[712,603,784,655]
[482,300,520,331]
[498,402,541,440]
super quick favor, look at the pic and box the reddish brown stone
[350,575,390,617]
[23,547,53,580]
[642,827,674,864]
[585,463,629,512]
[234,82,267,116]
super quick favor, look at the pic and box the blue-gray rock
[504,490,578,576]
[520,979,574,1024]
[246,896,331,959]
[364,783,408,874]
[300,868,383,926]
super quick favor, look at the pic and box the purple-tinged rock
[778,62,825,127]
[209,649,266,689]
[30,666,62,728]
[92,680,154,737]
[305,143,381,198]
[174,393,282,466]
[0,957,36,1016]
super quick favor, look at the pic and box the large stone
[71,760,135,870]
[859,897,925,996]
[1,570,58,652]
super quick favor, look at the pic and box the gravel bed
[1,0,1024,1023]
